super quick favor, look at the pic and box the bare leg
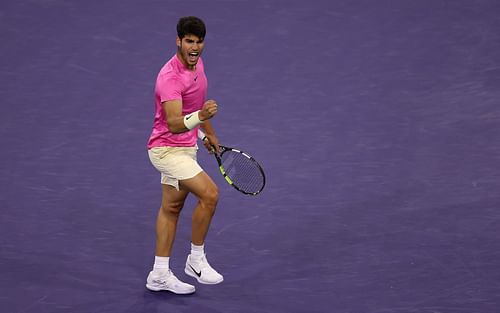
[155,184,189,256]
[179,171,219,245]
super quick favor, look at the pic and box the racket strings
[220,151,264,193]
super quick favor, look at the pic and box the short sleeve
[157,74,183,102]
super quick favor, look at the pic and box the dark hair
[177,16,206,39]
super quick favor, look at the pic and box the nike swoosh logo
[186,114,193,120]
[152,279,166,286]
[194,76,198,81]
[189,265,201,277]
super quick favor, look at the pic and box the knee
[160,200,184,218]
[201,185,219,209]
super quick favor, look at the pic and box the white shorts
[148,146,203,190]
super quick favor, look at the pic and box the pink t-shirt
[147,54,208,148]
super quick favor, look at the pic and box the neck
[176,52,196,71]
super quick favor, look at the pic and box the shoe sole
[146,284,195,294]
[184,267,224,285]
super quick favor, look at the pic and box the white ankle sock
[153,256,170,274]
[191,243,204,259]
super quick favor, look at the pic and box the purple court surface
[1,1,500,312]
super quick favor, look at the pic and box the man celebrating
[146,16,223,294]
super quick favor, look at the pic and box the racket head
[216,146,266,195]
[197,129,266,195]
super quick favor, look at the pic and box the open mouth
[188,52,199,62]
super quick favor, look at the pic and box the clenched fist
[199,100,218,121]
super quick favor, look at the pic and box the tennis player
[145,16,223,294]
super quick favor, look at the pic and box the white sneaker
[146,270,195,294]
[184,254,224,285]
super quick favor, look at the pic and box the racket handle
[197,129,207,141]
[197,129,217,154]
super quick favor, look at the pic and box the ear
[176,37,181,47]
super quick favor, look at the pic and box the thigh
[161,183,189,210]
[179,171,217,200]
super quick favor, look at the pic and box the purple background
[1,0,500,312]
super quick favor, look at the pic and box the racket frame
[198,130,266,195]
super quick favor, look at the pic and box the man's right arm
[163,99,218,133]
[163,100,187,133]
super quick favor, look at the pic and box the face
[176,34,205,69]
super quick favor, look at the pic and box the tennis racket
[198,130,266,195]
